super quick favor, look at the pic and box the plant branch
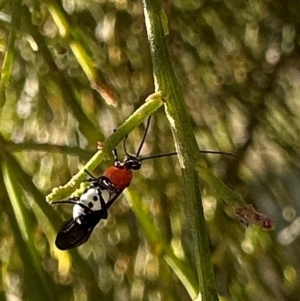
[0,0,21,91]
[142,1,220,300]
[46,93,163,202]
[125,188,198,299]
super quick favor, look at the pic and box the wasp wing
[55,213,101,250]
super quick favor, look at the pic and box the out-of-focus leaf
[2,162,58,301]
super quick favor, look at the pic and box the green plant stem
[46,93,163,202]
[125,188,198,299]
[195,161,241,206]
[142,1,219,300]
[2,163,58,301]
[43,0,117,104]
[21,6,104,146]
[0,0,21,90]
[4,141,93,159]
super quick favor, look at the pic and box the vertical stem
[0,0,21,90]
[142,0,219,300]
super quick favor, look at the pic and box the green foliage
[0,0,299,300]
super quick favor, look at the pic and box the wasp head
[123,155,142,170]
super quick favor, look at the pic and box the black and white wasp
[51,116,236,250]
[52,172,119,250]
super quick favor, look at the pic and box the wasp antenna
[140,152,177,161]
[199,150,236,157]
[140,150,236,161]
[136,116,151,157]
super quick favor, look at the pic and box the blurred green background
[1,0,300,300]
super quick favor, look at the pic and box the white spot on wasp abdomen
[73,187,103,219]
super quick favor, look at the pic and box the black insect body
[54,181,117,250]
[52,116,236,250]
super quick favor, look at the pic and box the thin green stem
[43,0,117,104]
[125,188,198,299]
[46,93,163,202]
[142,1,219,300]
[21,6,103,145]
[195,159,242,206]
[0,0,21,90]
[2,163,58,301]
[4,141,93,159]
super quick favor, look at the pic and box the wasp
[52,116,235,250]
